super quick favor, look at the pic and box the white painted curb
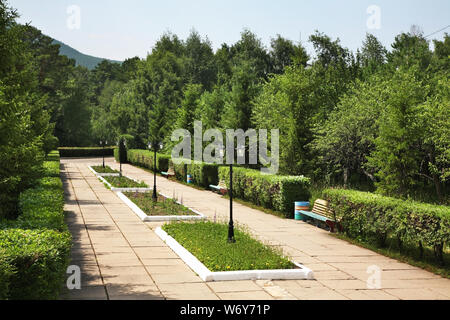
[117,192,205,222]
[155,227,315,282]
[88,165,121,177]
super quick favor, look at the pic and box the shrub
[219,167,311,217]
[322,188,450,264]
[0,229,72,300]
[172,160,188,182]
[187,161,219,188]
[0,151,72,299]
[0,251,14,299]
[126,149,170,172]
[58,147,116,157]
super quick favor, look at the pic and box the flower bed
[88,165,120,177]
[98,175,151,192]
[157,221,314,281]
[117,192,205,222]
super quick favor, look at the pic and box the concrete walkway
[60,157,450,300]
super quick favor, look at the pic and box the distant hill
[52,39,122,70]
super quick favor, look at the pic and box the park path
[60,157,450,300]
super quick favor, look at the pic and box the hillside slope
[52,39,122,70]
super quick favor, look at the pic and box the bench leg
[325,220,335,233]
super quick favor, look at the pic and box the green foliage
[123,192,195,216]
[218,166,311,217]
[0,151,72,299]
[322,188,450,264]
[103,176,148,188]
[163,221,294,271]
[0,229,71,300]
[58,147,116,157]
[126,149,170,172]
[91,166,119,174]
[187,161,219,188]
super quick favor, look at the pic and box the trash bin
[295,201,310,220]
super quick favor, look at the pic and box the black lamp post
[148,141,163,201]
[219,146,245,243]
[100,140,107,168]
[118,139,126,177]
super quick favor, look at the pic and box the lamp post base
[227,222,235,243]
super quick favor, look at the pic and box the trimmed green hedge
[187,161,219,188]
[58,147,116,157]
[127,149,170,172]
[219,167,311,217]
[0,151,72,299]
[0,229,71,300]
[322,189,450,264]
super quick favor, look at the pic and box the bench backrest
[311,199,334,220]
[218,180,227,188]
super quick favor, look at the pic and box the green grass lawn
[92,165,119,174]
[162,221,295,271]
[103,176,148,188]
[124,192,196,216]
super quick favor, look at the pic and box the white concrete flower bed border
[117,191,205,222]
[88,165,121,177]
[97,175,153,192]
[155,227,315,282]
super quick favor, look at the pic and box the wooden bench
[209,180,228,195]
[299,199,341,232]
[161,167,175,179]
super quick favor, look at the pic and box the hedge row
[0,151,72,299]
[219,167,311,217]
[58,147,116,157]
[322,188,450,264]
[123,149,311,217]
[126,149,170,172]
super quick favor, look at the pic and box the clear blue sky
[9,0,450,61]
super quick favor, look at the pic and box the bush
[0,251,14,299]
[172,160,188,182]
[219,167,311,217]
[0,150,72,299]
[127,149,170,172]
[58,147,116,157]
[322,188,450,264]
[0,229,72,300]
[187,161,219,188]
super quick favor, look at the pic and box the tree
[312,76,387,186]
[221,62,261,131]
[270,34,309,73]
[184,30,216,90]
[358,33,387,77]
[367,68,428,197]
[0,1,51,217]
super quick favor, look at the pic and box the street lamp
[118,138,127,177]
[148,141,163,201]
[219,145,245,243]
[100,140,107,168]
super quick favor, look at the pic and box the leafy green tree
[252,66,317,175]
[312,76,387,186]
[221,62,261,131]
[0,1,50,217]
[173,84,203,133]
[184,30,216,90]
[270,34,309,73]
[367,68,428,197]
[358,33,387,78]
[199,85,227,130]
